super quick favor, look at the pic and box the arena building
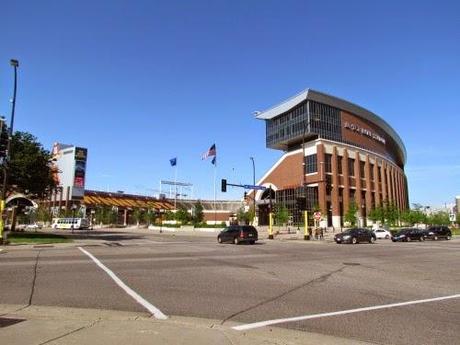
[252,89,408,228]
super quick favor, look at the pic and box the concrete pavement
[0,304,371,345]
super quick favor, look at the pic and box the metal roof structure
[255,89,407,164]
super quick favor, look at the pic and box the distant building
[252,89,408,228]
[49,143,88,213]
[455,196,460,214]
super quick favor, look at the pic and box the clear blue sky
[0,0,459,207]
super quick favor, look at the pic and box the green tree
[368,205,385,224]
[456,213,460,226]
[237,207,250,225]
[383,202,399,226]
[132,208,144,227]
[192,201,204,225]
[175,206,190,224]
[6,131,56,196]
[427,211,450,225]
[275,205,290,229]
[344,201,358,227]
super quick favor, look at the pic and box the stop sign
[314,212,322,220]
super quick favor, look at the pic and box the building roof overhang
[255,89,407,165]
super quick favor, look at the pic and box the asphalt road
[1,230,459,345]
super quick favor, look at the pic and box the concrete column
[123,209,128,226]
[331,147,340,228]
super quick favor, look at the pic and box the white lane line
[233,293,460,331]
[78,246,167,320]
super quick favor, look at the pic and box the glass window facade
[309,101,342,142]
[275,187,318,224]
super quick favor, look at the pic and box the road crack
[220,266,346,325]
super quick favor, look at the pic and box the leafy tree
[456,213,460,226]
[192,201,204,225]
[344,201,358,227]
[368,205,385,224]
[427,211,450,225]
[275,205,290,228]
[383,202,399,226]
[146,209,157,225]
[237,207,250,225]
[175,206,190,224]
[95,206,118,225]
[132,208,144,227]
[164,210,175,221]
[6,131,56,197]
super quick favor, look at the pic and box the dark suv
[424,226,452,241]
[334,228,376,244]
[217,225,258,245]
[391,228,426,242]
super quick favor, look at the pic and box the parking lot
[1,229,459,344]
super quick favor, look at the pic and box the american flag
[201,144,216,160]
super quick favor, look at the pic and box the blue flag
[170,157,177,167]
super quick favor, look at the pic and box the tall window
[360,161,365,178]
[325,154,332,173]
[305,154,317,174]
[348,158,355,176]
[370,164,375,180]
[337,156,343,174]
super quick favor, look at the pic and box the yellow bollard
[268,212,274,239]
[304,210,309,240]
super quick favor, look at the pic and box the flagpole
[213,159,216,225]
[174,163,178,210]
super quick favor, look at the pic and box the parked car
[217,225,258,245]
[424,226,452,241]
[334,228,376,244]
[391,228,425,242]
[26,223,43,230]
[373,228,392,239]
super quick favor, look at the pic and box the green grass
[7,232,72,245]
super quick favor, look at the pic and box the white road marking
[78,246,167,320]
[232,293,460,331]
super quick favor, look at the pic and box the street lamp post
[301,110,320,240]
[250,157,256,225]
[0,59,19,244]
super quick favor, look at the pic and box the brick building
[252,89,408,228]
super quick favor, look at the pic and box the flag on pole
[170,157,177,166]
[201,144,216,160]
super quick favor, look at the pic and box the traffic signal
[296,197,306,211]
[221,179,227,192]
[0,120,9,159]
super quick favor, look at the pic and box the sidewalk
[0,304,371,345]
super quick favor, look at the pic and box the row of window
[306,153,397,183]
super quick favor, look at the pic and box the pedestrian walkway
[0,304,372,345]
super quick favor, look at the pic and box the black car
[424,226,452,241]
[391,228,425,242]
[334,228,376,244]
[217,225,258,245]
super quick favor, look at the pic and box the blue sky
[0,0,459,207]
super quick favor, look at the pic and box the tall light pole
[0,59,19,244]
[250,157,256,224]
[301,107,320,240]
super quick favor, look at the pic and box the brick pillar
[354,152,363,217]
[365,155,372,213]
[331,147,340,228]
[374,159,380,207]
[386,164,392,205]
[317,144,327,215]
[381,162,387,205]
[391,167,397,209]
[343,149,350,215]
